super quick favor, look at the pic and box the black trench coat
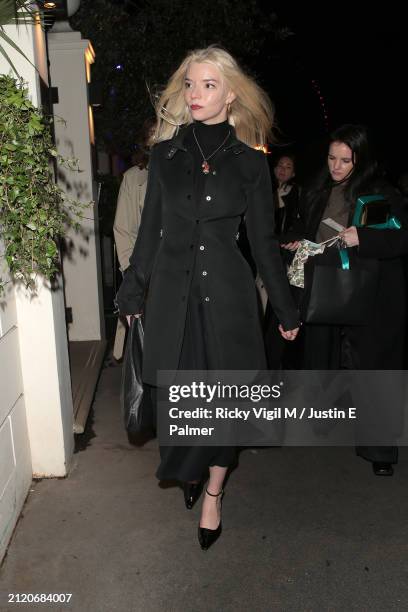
[116,124,298,385]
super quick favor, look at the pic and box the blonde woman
[116,46,299,550]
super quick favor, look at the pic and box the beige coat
[113,165,148,271]
[113,165,148,358]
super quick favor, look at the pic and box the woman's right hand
[126,314,142,326]
[281,241,300,251]
[279,324,299,341]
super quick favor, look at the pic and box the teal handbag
[336,194,401,270]
[352,194,401,229]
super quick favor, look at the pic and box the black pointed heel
[183,481,203,509]
[372,462,394,476]
[198,488,224,551]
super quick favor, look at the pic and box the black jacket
[116,124,298,384]
[297,180,408,369]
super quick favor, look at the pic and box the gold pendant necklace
[193,128,231,174]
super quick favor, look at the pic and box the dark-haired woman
[273,154,300,235]
[263,154,302,369]
[283,124,408,475]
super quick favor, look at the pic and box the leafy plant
[0,74,87,292]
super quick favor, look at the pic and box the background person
[262,153,303,368]
[273,153,300,236]
[113,117,156,360]
[283,124,408,475]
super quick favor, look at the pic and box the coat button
[190,244,194,249]
[187,194,191,199]
[186,270,190,275]
[196,219,200,224]
[202,271,207,276]
[206,196,212,201]
[199,245,205,251]
[182,296,186,301]
[204,297,210,302]
[212,170,217,176]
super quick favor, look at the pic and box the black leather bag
[121,317,154,434]
[301,247,379,326]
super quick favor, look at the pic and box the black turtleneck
[189,120,230,158]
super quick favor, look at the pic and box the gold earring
[227,102,231,114]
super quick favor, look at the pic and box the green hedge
[0,75,86,292]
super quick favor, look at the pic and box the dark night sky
[102,2,406,179]
[257,5,407,181]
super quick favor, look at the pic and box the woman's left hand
[279,325,299,341]
[281,241,300,251]
[340,226,359,247]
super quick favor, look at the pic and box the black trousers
[303,324,398,465]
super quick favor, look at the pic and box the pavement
[1,355,408,612]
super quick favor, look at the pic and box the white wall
[0,249,32,562]
[0,12,76,561]
[2,18,47,103]
[48,32,105,342]
[15,280,75,477]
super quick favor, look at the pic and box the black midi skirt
[155,280,237,482]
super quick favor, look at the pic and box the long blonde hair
[151,46,274,148]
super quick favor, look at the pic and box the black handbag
[301,246,379,326]
[121,317,155,434]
